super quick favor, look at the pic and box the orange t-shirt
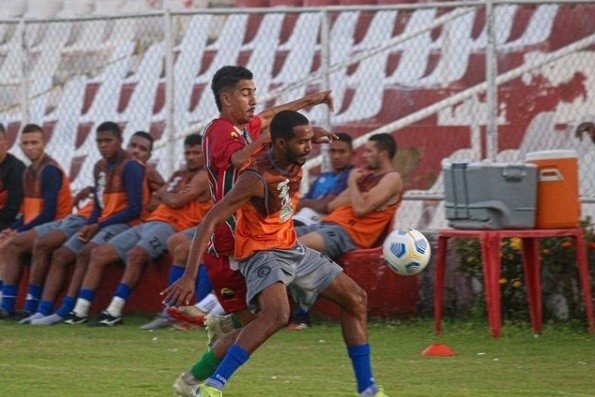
[323,172,399,249]
[234,150,302,260]
[147,168,212,231]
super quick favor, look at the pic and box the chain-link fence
[1,1,594,229]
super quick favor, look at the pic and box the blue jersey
[305,166,353,200]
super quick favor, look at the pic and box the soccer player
[67,134,211,326]
[170,65,334,394]
[20,130,164,324]
[293,131,355,227]
[163,110,388,397]
[0,122,26,232]
[0,123,72,319]
[297,133,402,259]
[29,121,149,325]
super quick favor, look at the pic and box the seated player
[0,124,72,320]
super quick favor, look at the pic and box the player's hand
[256,127,271,145]
[348,168,365,186]
[310,90,334,112]
[77,224,100,243]
[311,126,338,144]
[0,229,17,251]
[161,274,195,306]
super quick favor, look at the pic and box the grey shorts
[295,222,357,259]
[109,221,177,261]
[33,215,87,239]
[238,243,343,313]
[183,226,197,239]
[63,223,131,254]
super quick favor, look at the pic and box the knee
[6,233,30,254]
[33,236,55,256]
[126,246,149,268]
[349,285,368,314]
[172,239,191,264]
[51,248,74,267]
[89,245,116,268]
[262,303,291,331]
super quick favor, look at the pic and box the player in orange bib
[0,124,72,319]
[163,110,388,397]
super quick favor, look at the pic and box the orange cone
[421,343,455,356]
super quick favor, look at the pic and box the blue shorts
[295,222,357,259]
[238,243,343,313]
[33,215,86,239]
[63,223,131,254]
[183,226,197,240]
[109,221,177,261]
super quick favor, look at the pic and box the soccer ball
[382,228,431,276]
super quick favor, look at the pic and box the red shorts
[204,223,247,313]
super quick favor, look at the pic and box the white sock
[73,298,91,317]
[196,293,219,313]
[106,296,126,317]
[210,299,226,316]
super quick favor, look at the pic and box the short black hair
[211,66,253,112]
[0,122,5,135]
[22,123,43,134]
[96,121,122,139]
[369,133,397,159]
[270,110,309,142]
[132,130,154,152]
[334,132,352,147]
[184,134,202,146]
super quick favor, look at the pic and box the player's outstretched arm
[258,90,334,130]
[161,172,265,305]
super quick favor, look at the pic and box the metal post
[164,10,175,177]
[18,18,29,126]
[485,0,498,161]
[319,10,331,173]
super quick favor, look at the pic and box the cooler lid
[525,149,578,161]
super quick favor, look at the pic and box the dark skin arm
[161,171,265,306]
[230,91,334,169]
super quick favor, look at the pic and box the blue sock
[206,344,250,390]
[348,344,375,393]
[78,288,95,302]
[38,300,55,316]
[1,284,18,313]
[114,283,131,300]
[56,296,76,318]
[168,264,185,285]
[23,284,42,313]
[195,264,212,302]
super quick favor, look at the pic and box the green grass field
[0,315,593,397]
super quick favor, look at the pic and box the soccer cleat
[139,313,171,330]
[205,314,235,347]
[63,311,88,325]
[372,385,388,397]
[166,306,207,327]
[0,308,15,320]
[172,372,201,397]
[286,321,309,331]
[191,384,222,397]
[14,310,32,321]
[19,312,45,324]
[91,311,122,327]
